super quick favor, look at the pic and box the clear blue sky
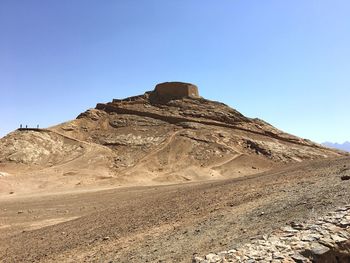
[1,0,349,143]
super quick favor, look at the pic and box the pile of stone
[193,206,350,262]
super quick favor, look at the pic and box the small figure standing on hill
[25,125,27,129]
[20,124,22,129]
[37,124,39,129]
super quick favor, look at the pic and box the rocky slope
[0,82,346,194]
[194,205,350,263]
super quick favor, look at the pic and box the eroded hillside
[0,82,346,195]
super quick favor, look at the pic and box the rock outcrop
[194,206,350,263]
[0,82,347,192]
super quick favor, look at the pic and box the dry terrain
[0,84,349,262]
[0,86,345,196]
[0,157,349,262]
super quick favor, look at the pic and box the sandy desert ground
[0,86,349,262]
[1,157,349,262]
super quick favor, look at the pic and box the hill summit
[0,82,345,194]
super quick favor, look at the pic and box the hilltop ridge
[0,82,346,195]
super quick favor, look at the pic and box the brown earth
[0,157,349,262]
[0,84,348,262]
[0,86,346,196]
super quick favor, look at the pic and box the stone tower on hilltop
[153,82,199,100]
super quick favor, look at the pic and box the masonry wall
[154,82,199,99]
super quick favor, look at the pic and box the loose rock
[194,205,350,262]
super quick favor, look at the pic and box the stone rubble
[193,205,350,263]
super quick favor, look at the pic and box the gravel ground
[0,157,349,262]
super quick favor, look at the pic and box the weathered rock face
[153,82,199,100]
[0,130,85,165]
[0,82,347,189]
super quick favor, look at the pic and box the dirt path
[135,129,182,165]
[0,157,349,262]
[209,153,243,169]
[208,134,244,169]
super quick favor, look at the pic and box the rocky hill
[0,82,346,194]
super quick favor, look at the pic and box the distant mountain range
[322,141,350,152]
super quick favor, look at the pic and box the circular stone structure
[153,82,199,100]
